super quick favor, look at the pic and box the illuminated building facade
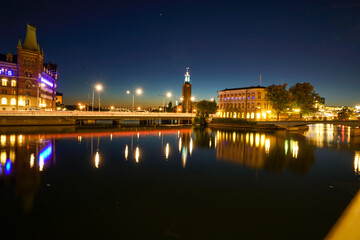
[0,24,57,111]
[217,86,272,120]
[181,67,192,113]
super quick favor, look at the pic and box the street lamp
[95,84,102,112]
[159,92,172,113]
[127,88,142,111]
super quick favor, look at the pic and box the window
[25,99,30,106]
[10,98,16,105]
[24,71,28,77]
[2,78,7,86]
[25,91,30,96]
[258,93,261,99]
[25,80,32,88]
[11,80,16,87]
[28,72,32,77]
[1,98,7,105]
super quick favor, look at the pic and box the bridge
[0,111,195,126]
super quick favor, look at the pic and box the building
[217,86,272,120]
[55,92,63,105]
[0,24,57,111]
[181,67,192,113]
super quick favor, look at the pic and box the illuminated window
[1,98,7,105]
[25,80,32,88]
[256,113,261,119]
[11,80,16,87]
[251,112,255,119]
[2,78,7,86]
[10,98,16,105]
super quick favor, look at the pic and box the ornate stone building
[0,24,57,111]
[217,86,273,120]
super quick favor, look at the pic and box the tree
[289,82,321,116]
[265,84,291,120]
[194,100,217,118]
[166,101,173,112]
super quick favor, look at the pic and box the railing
[0,110,195,118]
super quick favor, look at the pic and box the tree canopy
[265,84,292,118]
[194,100,217,117]
[289,82,321,115]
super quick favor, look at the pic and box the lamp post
[159,92,172,113]
[93,84,102,112]
[127,88,142,111]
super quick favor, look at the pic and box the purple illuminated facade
[0,24,58,110]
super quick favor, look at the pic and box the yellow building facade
[217,86,273,120]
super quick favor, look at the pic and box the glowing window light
[1,97,7,105]
[10,98,16,105]
[165,143,169,159]
[135,147,140,163]
[125,145,128,160]
[256,113,261,119]
[18,135,23,145]
[7,70,13,76]
[5,160,11,175]
[41,77,54,87]
[95,151,100,168]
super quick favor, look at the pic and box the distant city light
[166,92,172,98]
[136,88,142,95]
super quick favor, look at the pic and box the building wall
[0,24,57,111]
[182,83,192,113]
[217,87,273,120]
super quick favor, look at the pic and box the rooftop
[218,85,266,92]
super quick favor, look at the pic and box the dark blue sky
[2,0,359,106]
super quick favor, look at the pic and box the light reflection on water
[0,125,360,239]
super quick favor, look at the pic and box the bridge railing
[0,110,195,118]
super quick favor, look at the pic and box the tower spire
[184,67,190,83]
[23,24,38,51]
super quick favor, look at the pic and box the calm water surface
[0,124,359,239]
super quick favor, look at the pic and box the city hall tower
[182,67,192,113]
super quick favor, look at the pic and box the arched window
[1,98,7,105]
[25,80,32,88]
[258,92,261,99]
[2,78,7,86]
[24,71,29,77]
[28,71,33,77]
[10,98,16,105]
[11,80,16,87]
[25,99,30,106]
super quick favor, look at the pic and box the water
[0,124,359,239]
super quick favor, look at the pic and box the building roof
[218,85,266,92]
[23,24,38,51]
[56,92,63,96]
[0,54,18,64]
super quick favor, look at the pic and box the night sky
[1,0,359,106]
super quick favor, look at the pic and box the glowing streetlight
[95,84,102,112]
[210,98,214,102]
[191,96,195,102]
[160,92,172,113]
[127,89,143,111]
